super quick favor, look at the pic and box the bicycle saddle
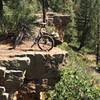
[40,22,47,25]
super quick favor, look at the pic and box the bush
[48,65,100,100]
[47,43,100,100]
[0,0,38,34]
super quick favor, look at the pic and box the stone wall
[0,57,30,100]
[0,50,68,100]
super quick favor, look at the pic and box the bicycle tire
[13,32,24,49]
[37,35,54,51]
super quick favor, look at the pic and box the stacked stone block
[0,51,67,100]
[0,57,30,100]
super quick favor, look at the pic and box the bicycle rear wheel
[13,32,24,49]
[37,35,54,51]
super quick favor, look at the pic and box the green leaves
[75,0,100,50]
[47,46,100,100]
[48,65,100,100]
[0,0,38,34]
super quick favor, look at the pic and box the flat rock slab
[0,41,67,59]
[0,42,68,86]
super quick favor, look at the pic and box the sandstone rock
[0,86,5,94]
[0,93,9,100]
[5,70,26,93]
[5,70,25,78]
[53,14,71,29]
[0,67,6,86]
[25,52,68,86]
[0,57,30,71]
[0,47,68,99]
[0,67,6,79]
[53,14,71,41]
[5,77,23,93]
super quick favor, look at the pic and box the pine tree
[76,0,100,50]
[0,0,3,16]
[76,0,92,50]
[0,0,38,34]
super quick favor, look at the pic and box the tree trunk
[0,0,3,16]
[77,1,88,51]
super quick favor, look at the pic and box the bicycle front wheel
[37,35,54,51]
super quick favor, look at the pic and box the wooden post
[42,0,46,23]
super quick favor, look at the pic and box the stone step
[0,93,9,100]
[5,70,25,78]
[0,67,6,79]
[0,47,68,99]
[0,57,30,71]
[0,86,5,94]
[4,70,26,93]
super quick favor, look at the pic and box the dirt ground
[0,40,66,60]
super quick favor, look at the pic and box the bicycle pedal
[8,47,15,50]
[31,44,34,48]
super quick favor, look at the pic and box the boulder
[53,14,71,42]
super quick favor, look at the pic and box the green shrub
[48,65,100,100]
[0,0,38,34]
[48,43,100,100]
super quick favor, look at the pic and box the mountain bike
[13,23,54,51]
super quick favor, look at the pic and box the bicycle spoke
[38,35,54,51]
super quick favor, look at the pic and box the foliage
[75,0,100,50]
[0,0,38,34]
[47,43,100,100]
[47,48,100,100]
[49,0,73,14]
[0,0,99,99]
[0,0,99,52]
[58,42,87,67]
[48,65,100,100]
[49,0,76,39]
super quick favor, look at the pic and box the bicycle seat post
[40,22,47,28]
[42,0,46,23]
